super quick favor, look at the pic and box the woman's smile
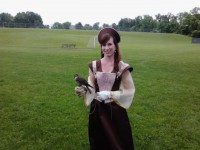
[102,37,116,57]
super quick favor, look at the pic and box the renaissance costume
[84,60,135,150]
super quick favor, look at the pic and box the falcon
[74,74,93,93]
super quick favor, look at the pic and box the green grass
[0,28,199,150]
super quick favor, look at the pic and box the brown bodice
[88,60,122,92]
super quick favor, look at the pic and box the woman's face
[101,37,116,58]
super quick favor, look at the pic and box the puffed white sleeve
[83,68,95,106]
[111,70,135,109]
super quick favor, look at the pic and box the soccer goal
[87,36,98,48]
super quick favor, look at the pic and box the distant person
[75,27,135,150]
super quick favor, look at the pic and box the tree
[182,14,200,34]
[118,18,134,31]
[190,7,200,30]
[160,13,180,33]
[191,30,200,38]
[111,23,118,29]
[52,22,63,29]
[83,24,93,30]
[62,21,71,29]
[0,13,14,26]
[190,7,200,16]
[167,15,179,33]
[93,22,100,30]
[177,7,200,35]
[141,15,156,32]
[102,23,110,28]
[131,16,142,31]
[75,22,83,29]
[14,11,43,28]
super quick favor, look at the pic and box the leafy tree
[83,24,93,30]
[0,13,14,24]
[180,13,200,35]
[111,23,118,29]
[156,14,170,33]
[62,21,71,29]
[155,13,179,33]
[14,11,43,28]
[102,23,110,28]
[131,16,142,31]
[93,22,100,30]
[118,18,134,31]
[190,7,200,16]
[75,22,83,29]
[190,7,200,30]
[167,14,179,33]
[191,30,200,38]
[52,22,63,29]
[177,7,200,35]
[141,15,156,32]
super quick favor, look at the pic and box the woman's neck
[101,56,114,63]
[101,56,115,72]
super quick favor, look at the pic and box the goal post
[87,36,98,48]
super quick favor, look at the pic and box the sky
[0,0,199,26]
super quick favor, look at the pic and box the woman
[75,27,135,150]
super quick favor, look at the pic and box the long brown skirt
[89,100,134,150]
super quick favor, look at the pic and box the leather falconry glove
[75,86,87,96]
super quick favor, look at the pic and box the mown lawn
[0,28,199,150]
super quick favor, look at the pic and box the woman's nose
[105,45,109,49]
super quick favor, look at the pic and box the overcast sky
[0,0,199,25]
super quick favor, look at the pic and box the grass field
[0,28,199,150]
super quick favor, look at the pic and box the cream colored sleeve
[83,68,95,106]
[111,70,135,109]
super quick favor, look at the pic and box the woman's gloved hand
[75,86,87,96]
[96,91,111,101]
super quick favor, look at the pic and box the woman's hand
[75,86,87,96]
[96,91,110,101]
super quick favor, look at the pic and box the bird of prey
[74,74,93,93]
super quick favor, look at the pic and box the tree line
[0,7,200,37]
[0,11,49,28]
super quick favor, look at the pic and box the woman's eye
[107,43,112,46]
[102,42,112,47]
